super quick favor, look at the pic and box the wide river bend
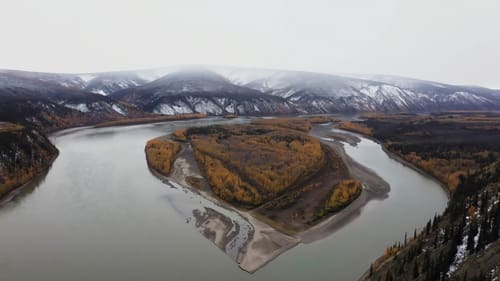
[0,117,448,281]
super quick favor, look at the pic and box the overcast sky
[1,0,499,88]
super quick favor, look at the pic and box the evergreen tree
[412,261,419,278]
[467,219,479,254]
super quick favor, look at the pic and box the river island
[145,117,390,272]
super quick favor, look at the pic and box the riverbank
[0,116,449,281]
[302,125,391,242]
[0,113,210,205]
[147,141,301,273]
[146,121,392,273]
[331,125,451,197]
[351,113,500,281]
[94,113,207,128]
[0,124,59,202]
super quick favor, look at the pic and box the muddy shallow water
[0,118,447,281]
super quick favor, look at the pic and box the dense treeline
[353,113,500,191]
[315,179,362,218]
[359,113,500,281]
[251,118,312,132]
[193,149,262,205]
[364,165,500,281]
[145,138,181,176]
[95,113,206,128]
[187,124,325,206]
[337,121,373,136]
[0,123,58,198]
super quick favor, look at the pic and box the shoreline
[301,126,391,242]
[145,122,393,273]
[1,116,453,276]
[94,114,207,128]
[0,113,210,206]
[0,151,59,205]
[333,126,451,197]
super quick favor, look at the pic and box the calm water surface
[0,118,448,281]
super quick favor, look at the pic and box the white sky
[0,0,499,88]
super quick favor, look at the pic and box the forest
[145,138,181,176]
[357,112,500,281]
[315,179,362,219]
[337,121,373,136]
[0,123,58,198]
[144,117,360,231]
[340,113,500,192]
[186,122,325,206]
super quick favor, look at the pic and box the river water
[0,118,448,281]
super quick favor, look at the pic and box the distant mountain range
[1,66,499,129]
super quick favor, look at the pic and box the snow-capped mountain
[212,68,500,112]
[0,70,145,130]
[82,73,148,96]
[1,66,500,119]
[0,69,155,96]
[110,70,296,115]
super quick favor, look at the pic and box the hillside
[216,67,500,113]
[110,70,297,115]
[0,123,58,199]
[3,67,500,119]
[352,113,500,281]
[0,70,147,132]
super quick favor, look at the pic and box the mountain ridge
[1,66,500,120]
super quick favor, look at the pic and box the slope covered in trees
[0,123,58,198]
[357,112,500,281]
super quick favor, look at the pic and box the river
[0,117,448,281]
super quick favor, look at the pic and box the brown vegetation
[360,113,500,191]
[187,124,325,206]
[337,121,373,135]
[171,128,188,142]
[357,112,500,281]
[0,123,58,198]
[251,118,312,132]
[306,115,336,124]
[95,113,206,128]
[395,151,474,191]
[0,122,24,132]
[193,150,263,205]
[315,179,362,218]
[223,114,238,119]
[144,117,361,231]
[145,138,181,176]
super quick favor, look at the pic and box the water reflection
[0,168,49,209]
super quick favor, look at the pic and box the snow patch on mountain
[112,104,127,115]
[92,89,108,96]
[153,102,193,115]
[78,74,96,83]
[64,103,90,113]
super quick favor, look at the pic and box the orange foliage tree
[187,124,325,205]
[145,138,181,175]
